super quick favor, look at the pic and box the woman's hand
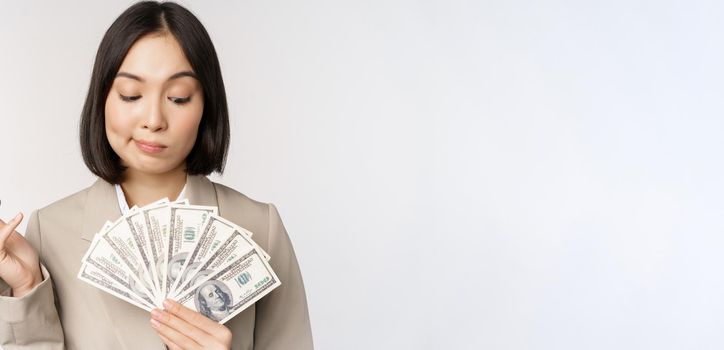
[151,299,232,350]
[0,213,42,298]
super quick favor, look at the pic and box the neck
[120,165,187,207]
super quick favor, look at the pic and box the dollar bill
[165,205,217,295]
[175,248,281,324]
[78,199,281,320]
[125,208,163,298]
[77,262,155,311]
[172,223,267,297]
[81,227,157,307]
[170,214,269,296]
[141,198,189,302]
[102,214,160,299]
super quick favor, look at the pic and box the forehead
[117,33,193,82]
[200,284,217,292]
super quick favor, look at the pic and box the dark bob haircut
[80,1,229,184]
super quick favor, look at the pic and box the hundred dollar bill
[142,199,188,301]
[171,221,268,297]
[125,205,165,299]
[103,214,160,300]
[80,228,157,307]
[77,262,154,311]
[175,248,281,324]
[165,204,217,295]
[127,197,188,301]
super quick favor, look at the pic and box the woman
[0,2,313,349]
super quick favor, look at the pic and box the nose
[142,96,167,132]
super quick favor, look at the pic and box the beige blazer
[0,175,314,350]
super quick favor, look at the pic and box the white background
[1,0,723,349]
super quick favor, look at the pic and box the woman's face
[105,33,204,176]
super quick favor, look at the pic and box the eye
[119,94,141,102]
[169,96,191,105]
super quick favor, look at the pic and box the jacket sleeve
[253,203,314,350]
[0,210,65,350]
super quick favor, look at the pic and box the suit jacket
[0,175,314,350]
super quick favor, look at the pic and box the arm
[253,203,314,350]
[0,210,65,350]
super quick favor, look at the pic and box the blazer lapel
[80,178,122,242]
[184,174,218,207]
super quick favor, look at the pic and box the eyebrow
[115,70,198,82]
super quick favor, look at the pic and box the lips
[134,139,167,154]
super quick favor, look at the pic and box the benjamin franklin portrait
[194,281,232,322]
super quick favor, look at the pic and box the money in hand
[77,199,281,324]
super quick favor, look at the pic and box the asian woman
[0,2,313,349]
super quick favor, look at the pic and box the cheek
[175,108,203,145]
[105,98,134,139]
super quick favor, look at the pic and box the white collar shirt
[114,182,187,215]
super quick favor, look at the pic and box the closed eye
[119,94,191,105]
[119,94,141,102]
[169,96,191,105]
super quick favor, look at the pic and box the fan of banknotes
[77,198,281,324]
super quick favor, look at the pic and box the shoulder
[210,180,274,240]
[212,181,269,216]
[38,186,90,213]
[33,183,92,229]
[212,181,267,209]
[22,182,96,252]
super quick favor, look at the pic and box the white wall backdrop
[1,0,723,349]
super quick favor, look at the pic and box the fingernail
[163,299,172,309]
[150,318,160,328]
[12,213,20,222]
[151,309,162,319]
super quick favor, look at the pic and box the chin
[128,160,182,175]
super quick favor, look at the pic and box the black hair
[79,0,230,184]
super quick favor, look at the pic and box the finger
[157,332,183,350]
[150,318,201,350]
[3,230,24,249]
[163,299,227,339]
[0,213,23,249]
[152,308,215,346]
